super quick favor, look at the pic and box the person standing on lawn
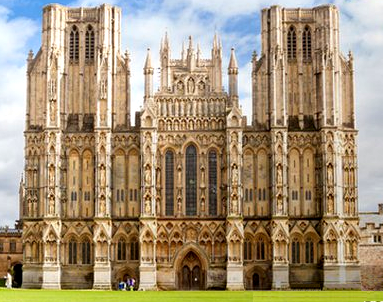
[5,270,12,289]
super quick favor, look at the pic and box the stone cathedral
[20,3,361,290]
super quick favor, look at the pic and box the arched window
[81,239,91,264]
[302,26,312,62]
[68,239,77,264]
[69,26,79,62]
[85,25,95,61]
[185,145,197,216]
[287,26,297,60]
[256,237,265,260]
[305,238,314,263]
[165,150,174,216]
[129,238,139,260]
[117,239,126,261]
[291,238,300,264]
[244,238,252,260]
[208,150,217,216]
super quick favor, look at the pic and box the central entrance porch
[178,251,205,290]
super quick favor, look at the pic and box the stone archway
[12,263,23,288]
[252,272,260,290]
[180,251,203,290]
[115,267,138,289]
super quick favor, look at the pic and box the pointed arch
[287,25,297,60]
[85,24,95,61]
[208,149,218,216]
[69,25,79,62]
[302,25,312,62]
[185,144,197,216]
[165,149,175,216]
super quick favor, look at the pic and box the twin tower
[21,4,359,290]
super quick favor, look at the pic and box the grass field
[1,289,383,302]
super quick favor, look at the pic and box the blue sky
[0,0,382,226]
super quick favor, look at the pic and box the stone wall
[360,244,383,290]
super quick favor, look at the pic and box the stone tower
[251,5,359,288]
[22,4,131,289]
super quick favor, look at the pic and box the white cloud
[0,5,37,226]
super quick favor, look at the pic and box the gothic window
[244,238,252,260]
[208,150,218,216]
[117,239,126,261]
[258,189,262,200]
[68,239,77,264]
[69,26,79,62]
[291,238,300,264]
[85,25,95,61]
[81,239,91,264]
[302,26,312,62]
[305,238,314,263]
[186,145,197,216]
[287,26,297,60]
[263,188,266,200]
[256,237,266,260]
[165,150,175,216]
[129,238,139,260]
[10,241,16,253]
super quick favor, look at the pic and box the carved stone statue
[177,196,182,215]
[277,195,283,213]
[231,193,238,215]
[200,196,205,213]
[100,165,106,188]
[232,165,238,187]
[200,165,206,187]
[327,195,334,214]
[28,198,32,216]
[145,195,151,214]
[49,195,55,215]
[187,78,195,94]
[156,168,161,187]
[145,165,151,186]
[327,164,333,186]
[49,100,56,123]
[277,165,282,186]
[99,196,106,216]
[177,164,182,186]
[49,165,55,188]
[100,78,107,99]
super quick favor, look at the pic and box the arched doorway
[252,272,260,290]
[13,263,23,288]
[179,251,204,290]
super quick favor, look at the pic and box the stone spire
[228,47,238,72]
[144,48,154,99]
[187,36,196,71]
[228,48,238,105]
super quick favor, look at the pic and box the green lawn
[1,289,383,302]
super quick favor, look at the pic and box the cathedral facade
[21,3,360,290]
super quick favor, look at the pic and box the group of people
[118,277,136,291]
[3,269,12,289]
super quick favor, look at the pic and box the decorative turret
[144,48,154,100]
[160,32,171,91]
[228,48,238,106]
[187,36,195,71]
[211,33,222,92]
